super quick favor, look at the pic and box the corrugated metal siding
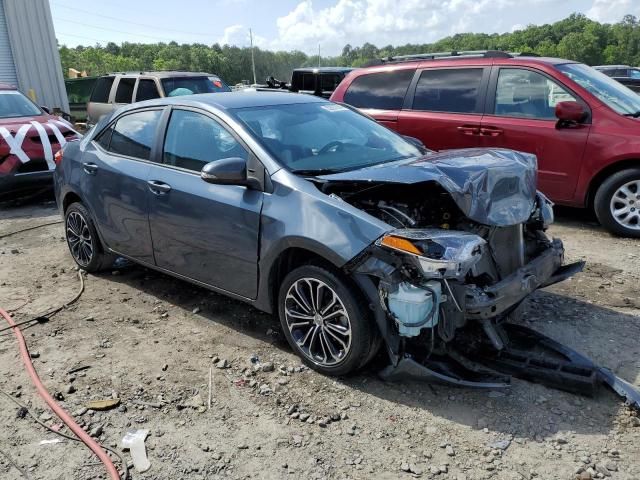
[3,0,69,112]
[0,1,17,86]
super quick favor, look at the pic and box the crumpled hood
[317,148,538,227]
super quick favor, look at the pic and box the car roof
[102,71,217,78]
[593,65,631,69]
[356,55,579,71]
[293,67,355,73]
[117,91,326,115]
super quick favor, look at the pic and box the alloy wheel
[66,211,94,267]
[609,180,640,231]
[283,278,352,367]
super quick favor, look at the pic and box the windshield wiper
[290,168,343,176]
[623,111,640,117]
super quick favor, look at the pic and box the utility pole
[250,28,257,85]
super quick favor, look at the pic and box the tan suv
[86,71,230,126]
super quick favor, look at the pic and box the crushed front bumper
[465,239,585,320]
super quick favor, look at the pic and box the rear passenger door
[342,68,415,129]
[397,67,490,151]
[81,108,164,262]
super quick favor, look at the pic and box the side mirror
[555,101,587,124]
[201,157,247,186]
[41,106,51,114]
[402,135,428,153]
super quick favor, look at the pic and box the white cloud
[217,24,266,47]
[268,0,561,55]
[216,0,640,55]
[586,0,636,23]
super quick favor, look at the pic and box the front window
[494,68,576,120]
[557,63,640,116]
[163,109,247,171]
[161,76,231,97]
[233,101,422,174]
[0,91,42,118]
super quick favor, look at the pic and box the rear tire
[64,202,114,272]
[278,264,377,376]
[594,168,640,238]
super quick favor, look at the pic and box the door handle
[480,127,504,137]
[457,125,481,136]
[147,180,172,195]
[82,162,98,174]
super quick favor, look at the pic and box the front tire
[594,168,640,238]
[64,202,114,272]
[278,265,376,376]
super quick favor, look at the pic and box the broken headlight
[378,229,486,279]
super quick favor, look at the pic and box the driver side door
[147,107,263,299]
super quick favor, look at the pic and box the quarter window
[494,68,576,120]
[90,77,114,103]
[108,110,162,160]
[412,68,484,113]
[163,110,247,172]
[343,69,414,110]
[95,124,113,150]
[115,78,136,103]
[136,79,160,101]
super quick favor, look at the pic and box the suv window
[108,110,162,160]
[494,68,576,120]
[344,70,414,110]
[321,74,342,92]
[163,109,248,172]
[90,77,115,103]
[115,78,136,103]
[412,68,484,113]
[136,79,160,101]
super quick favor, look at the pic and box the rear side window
[136,79,160,101]
[108,110,162,160]
[95,124,113,150]
[343,70,414,110]
[412,68,484,113]
[90,77,114,103]
[115,78,136,103]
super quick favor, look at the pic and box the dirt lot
[0,195,639,480]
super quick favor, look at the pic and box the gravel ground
[0,194,639,480]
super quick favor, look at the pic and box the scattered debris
[122,429,151,473]
[86,398,120,411]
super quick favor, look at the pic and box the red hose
[0,307,121,480]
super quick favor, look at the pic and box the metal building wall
[3,0,69,112]
[0,1,18,86]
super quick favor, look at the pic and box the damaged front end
[316,149,639,409]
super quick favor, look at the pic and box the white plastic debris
[121,429,150,472]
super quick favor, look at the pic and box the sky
[50,0,640,56]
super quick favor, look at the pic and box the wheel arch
[586,158,640,210]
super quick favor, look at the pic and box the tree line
[59,13,640,85]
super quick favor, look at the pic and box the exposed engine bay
[311,150,640,409]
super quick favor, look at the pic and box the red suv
[331,51,640,237]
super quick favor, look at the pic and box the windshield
[232,102,422,174]
[556,63,640,115]
[161,76,231,97]
[0,91,42,118]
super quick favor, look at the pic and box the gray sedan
[54,91,588,387]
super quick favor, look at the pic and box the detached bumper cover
[465,239,585,319]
